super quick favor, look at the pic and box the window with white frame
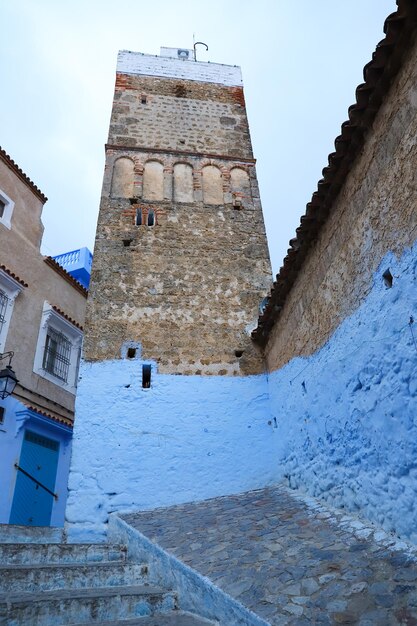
[33,303,83,393]
[0,270,24,352]
[0,188,15,230]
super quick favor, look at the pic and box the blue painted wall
[66,244,417,544]
[268,244,417,543]
[0,396,72,526]
[66,362,276,541]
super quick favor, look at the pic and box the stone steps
[0,584,177,626]
[0,542,127,564]
[0,523,63,543]
[67,613,215,625]
[0,529,214,626]
[0,562,148,592]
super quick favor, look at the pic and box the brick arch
[111,156,135,198]
[201,164,223,205]
[143,160,164,201]
[173,162,194,203]
[230,166,252,206]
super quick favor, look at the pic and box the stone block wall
[84,53,272,374]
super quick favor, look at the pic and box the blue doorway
[10,430,59,526]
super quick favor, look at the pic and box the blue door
[10,430,60,526]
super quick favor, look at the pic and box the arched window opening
[147,210,155,227]
[143,161,164,201]
[202,165,223,205]
[135,208,142,226]
[173,163,193,202]
[111,158,134,198]
[230,167,251,206]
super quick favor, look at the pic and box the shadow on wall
[268,242,417,543]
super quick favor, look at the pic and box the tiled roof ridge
[0,147,47,203]
[44,257,88,298]
[253,0,417,346]
[0,264,28,288]
[22,402,73,428]
[51,304,84,331]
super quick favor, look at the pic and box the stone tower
[85,46,272,375]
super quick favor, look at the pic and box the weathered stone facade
[85,49,272,374]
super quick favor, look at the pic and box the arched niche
[143,161,164,201]
[202,165,223,205]
[173,163,193,202]
[111,157,134,198]
[230,167,251,198]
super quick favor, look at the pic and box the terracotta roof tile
[253,0,417,346]
[23,403,73,428]
[0,147,47,203]
[0,264,28,288]
[51,304,83,331]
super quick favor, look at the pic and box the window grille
[0,290,9,332]
[42,328,71,382]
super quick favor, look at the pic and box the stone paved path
[124,486,417,625]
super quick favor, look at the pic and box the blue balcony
[53,247,93,290]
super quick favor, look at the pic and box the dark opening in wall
[141,96,147,104]
[142,364,151,388]
[175,84,187,98]
[136,208,142,226]
[129,198,138,205]
[147,210,155,227]
[123,239,132,247]
[127,348,136,359]
[383,269,393,288]
[235,350,244,358]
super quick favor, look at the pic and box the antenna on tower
[193,40,208,62]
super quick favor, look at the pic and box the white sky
[1,0,395,275]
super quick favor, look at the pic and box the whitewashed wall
[66,363,275,541]
[67,244,417,544]
[117,50,242,86]
[268,244,417,543]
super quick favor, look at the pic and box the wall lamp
[0,352,19,400]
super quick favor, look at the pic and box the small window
[147,210,155,227]
[142,364,151,388]
[0,189,15,230]
[383,269,393,288]
[141,96,147,105]
[0,290,9,333]
[42,328,72,382]
[0,271,24,352]
[136,208,142,226]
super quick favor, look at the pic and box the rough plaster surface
[117,50,242,87]
[265,31,417,370]
[0,159,86,417]
[269,244,417,543]
[66,360,275,541]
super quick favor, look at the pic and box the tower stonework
[85,48,272,375]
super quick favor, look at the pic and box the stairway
[0,530,215,626]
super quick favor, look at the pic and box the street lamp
[0,352,18,399]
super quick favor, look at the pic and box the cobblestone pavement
[124,485,417,625]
